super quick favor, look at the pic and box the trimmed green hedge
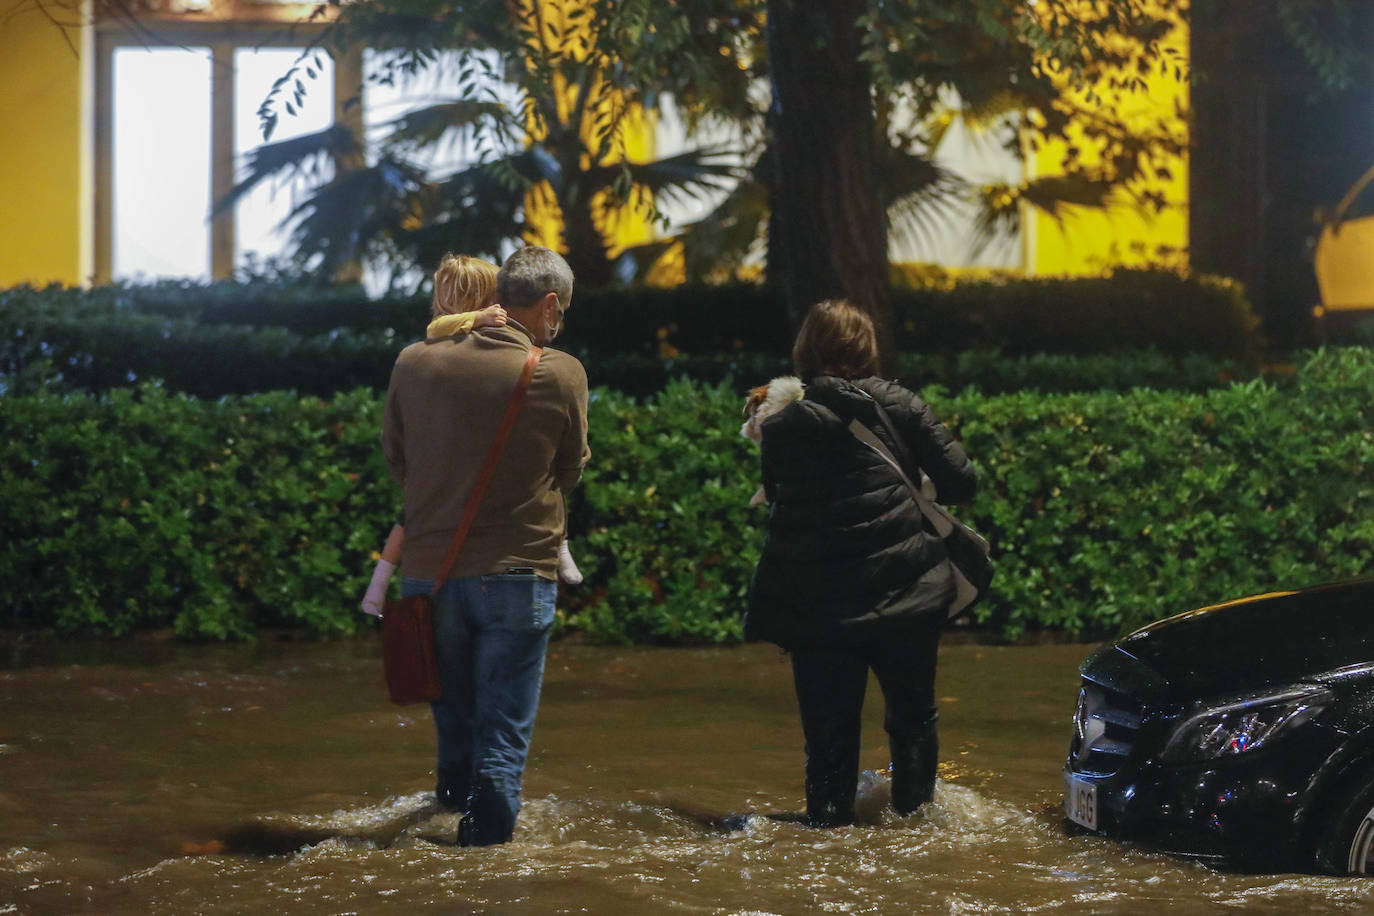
[571,348,1373,641]
[109,271,1259,360]
[4,283,1257,400]
[562,350,1257,400]
[887,270,1259,359]
[897,349,1255,396]
[1,285,402,399]
[114,279,424,334]
[4,350,1370,641]
[0,385,394,638]
[2,269,1260,396]
[951,349,1374,637]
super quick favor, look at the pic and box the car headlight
[1161,685,1332,764]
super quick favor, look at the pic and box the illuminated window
[97,25,352,284]
[111,47,213,281]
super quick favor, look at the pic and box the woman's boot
[889,714,939,815]
[805,765,858,827]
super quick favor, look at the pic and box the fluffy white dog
[739,375,805,506]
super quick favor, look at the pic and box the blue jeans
[401,572,557,846]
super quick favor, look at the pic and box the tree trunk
[765,0,895,373]
[559,177,615,290]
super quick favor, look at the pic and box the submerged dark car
[1063,578,1374,874]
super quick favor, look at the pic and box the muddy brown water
[2,639,1372,914]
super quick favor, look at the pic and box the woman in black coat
[747,299,978,826]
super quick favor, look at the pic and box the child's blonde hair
[432,254,499,318]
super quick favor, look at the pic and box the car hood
[1099,578,1374,703]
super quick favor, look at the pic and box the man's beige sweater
[382,321,590,581]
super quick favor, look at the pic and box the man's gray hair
[497,246,574,310]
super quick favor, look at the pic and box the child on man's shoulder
[360,255,583,617]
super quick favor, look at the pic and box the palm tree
[219,3,750,289]
[223,0,1189,301]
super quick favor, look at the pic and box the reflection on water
[1,640,1372,914]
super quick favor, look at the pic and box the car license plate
[1065,773,1098,830]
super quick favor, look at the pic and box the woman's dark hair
[791,299,881,380]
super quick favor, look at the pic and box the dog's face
[739,384,776,442]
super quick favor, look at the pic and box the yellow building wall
[1027,17,1189,276]
[0,4,92,286]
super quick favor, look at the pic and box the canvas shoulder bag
[381,344,543,704]
[846,398,993,619]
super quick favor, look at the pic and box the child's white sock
[361,559,396,616]
[557,539,583,586]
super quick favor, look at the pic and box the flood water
[2,638,1372,915]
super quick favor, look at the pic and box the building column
[93,33,114,284]
[210,42,236,280]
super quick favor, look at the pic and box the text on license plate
[1065,773,1098,830]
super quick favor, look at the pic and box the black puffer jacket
[746,375,977,649]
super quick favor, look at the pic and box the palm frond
[968,174,1123,255]
[387,149,563,268]
[1012,173,1123,214]
[380,100,515,151]
[922,110,958,157]
[612,237,684,282]
[283,156,430,273]
[956,89,1033,132]
[680,175,770,280]
[879,146,968,257]
[610,158,768,285]
[585,145,743,206]
[215,125,358,215]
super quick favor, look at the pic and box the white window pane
[234,48,334,270]
[113,47,212,281]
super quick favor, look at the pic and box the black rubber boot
[457,784,517,846]
[889,714,939,815]
[805,767,858,828]
[436,764,471,812]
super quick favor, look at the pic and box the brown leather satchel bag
[380,344,543,705]
[380,591,443,705]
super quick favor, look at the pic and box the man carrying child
[381,245,589,846]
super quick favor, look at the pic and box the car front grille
[1068,681,1144,777]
